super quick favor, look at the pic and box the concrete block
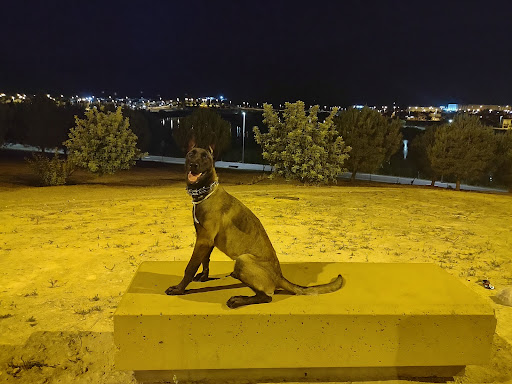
[114,261,496,382]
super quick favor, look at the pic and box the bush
[64,107,145,175]
[254,101,350,184]
[26,152,75,186]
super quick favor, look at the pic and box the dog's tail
[278,274,343,295]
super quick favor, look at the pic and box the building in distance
[407,104,512,128]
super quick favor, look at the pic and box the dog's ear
[208,145,214,155]
[187,139,196,153]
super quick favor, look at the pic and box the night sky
[2,0,511,106]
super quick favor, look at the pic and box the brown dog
[165,147,343,308]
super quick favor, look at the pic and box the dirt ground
[1,154,512,384]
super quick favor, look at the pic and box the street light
[242,111,246,163]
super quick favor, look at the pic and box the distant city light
[446,104,458,112]
[4,91,511,125]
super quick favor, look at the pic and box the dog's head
[185,147,216,188]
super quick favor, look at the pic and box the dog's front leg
[165,240,213,295]
[193,249,212,282]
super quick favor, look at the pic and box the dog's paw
[165,285,184,295]
[226,295,247,309]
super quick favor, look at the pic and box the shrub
[64,107,145,175]
[254,101,350,184]
[26,152,75,186]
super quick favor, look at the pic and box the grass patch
[74,306,102,315]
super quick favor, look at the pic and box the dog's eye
[201,153,207,159]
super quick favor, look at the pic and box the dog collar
[188,181,219,224]
[187,180,219,200]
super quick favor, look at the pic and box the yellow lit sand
[115,261,495,382]
[0,160,511,383]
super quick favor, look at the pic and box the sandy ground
[0,157,512,384]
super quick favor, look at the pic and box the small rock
[496,287,512,307]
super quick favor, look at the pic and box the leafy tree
[0,103,14,147]
[13,95,82,152]
[427,114,496,191]
[253,101,350,184]
[21,94,62,152]
[122,107,152,153]
[410,126,438,186]
[334,107,402,180]
[172,108,231,158]
[4,102,29,145]
[492,130,512,191]
[64,107,145,175]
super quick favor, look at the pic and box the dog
[165,147,343,308]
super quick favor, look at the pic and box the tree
[253,101,350,184]
[13,95,82,152]
[427,114,496,191]
[21,94,62,152]
[334,107,402,180]
[410,126,438,186]
[0,103,14,147]
[122,107,152,153]
[172,108,231,158]
[492,130,512,191]
[64,107,145,175]
[4,102,29,145]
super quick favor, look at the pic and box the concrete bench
[114,261,496,383]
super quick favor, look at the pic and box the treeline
[0,95,175,155]
[254,102,512,191]
[1,97,511,191]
